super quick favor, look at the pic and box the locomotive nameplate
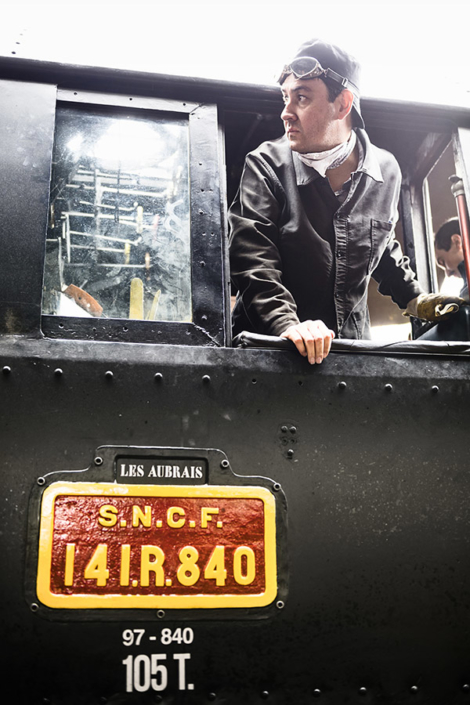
[36,482,277,609]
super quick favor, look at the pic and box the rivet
[37,477,46,486]
[94,457,103,466]
[202,374,211,383]
[313,689,321,698]
[276,600,285,609]
[289,426,297,434]
[431,385,439,393]
[105,370,113,379]
[411,685,418,693]
[30,603,39,612]
[261,692,269,699]
[157,609,165,619]
[462,683,470,692]
[384,383,393,392]
[359,687,367,696]
[281,425,288,433]
[287,449,294,458]
[252,378,257,384]
[154,696,163,703]
[220,459,229,469]
[2,365,11,374]
[338,381,347,390]
[54,368,63,376]
[99,698,108,704]
[273,483,281,492]
[208,694,217,702]
[154,373,163,382]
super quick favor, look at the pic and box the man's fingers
[323,330,333,358]
[281,320,335,364]
[280,327,308,357]
[312,328,325,365]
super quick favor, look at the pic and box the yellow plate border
[37,482,277,609]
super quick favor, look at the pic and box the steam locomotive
[1,40,470,704]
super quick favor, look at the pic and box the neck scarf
[297,130,357,178]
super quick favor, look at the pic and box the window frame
[41,88,229,347]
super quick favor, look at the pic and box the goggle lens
[289,57,324,78]
[278,56,350,92]
[278,56,324,84]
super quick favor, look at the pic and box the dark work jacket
[228,130,422,339]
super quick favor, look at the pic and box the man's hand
[405,293,466,322]
[280,320,335,364]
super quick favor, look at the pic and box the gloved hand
[404,293,466,322]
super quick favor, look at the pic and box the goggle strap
[324,67,349,88]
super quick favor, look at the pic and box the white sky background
[1,2,470,107]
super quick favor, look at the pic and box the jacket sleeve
[370,161,423,308]
[228,154,301,335]
[372,233,423,308]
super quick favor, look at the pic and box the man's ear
[451,233,463,251]
[336,89,354,121]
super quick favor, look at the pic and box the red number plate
[37,482,277,609]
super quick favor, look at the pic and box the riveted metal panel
[1,338,470,703]
[0,79,56,335]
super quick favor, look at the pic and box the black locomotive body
[1,54,470,705]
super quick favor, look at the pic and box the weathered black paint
[0,79,56,335]
[1,54,470,705]
[2,337,470,703]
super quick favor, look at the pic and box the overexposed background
[1,2,469,107]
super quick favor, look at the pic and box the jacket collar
[292,128,384,186]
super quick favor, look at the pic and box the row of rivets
[39,682,470,702]
[338,380,440,393]
[0,368,445,394]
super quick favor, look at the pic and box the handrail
[232,331,470,356]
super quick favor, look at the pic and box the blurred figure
[434,217,467,297]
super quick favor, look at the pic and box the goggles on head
[278,56,353,92]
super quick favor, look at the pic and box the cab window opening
[224,103,470,351]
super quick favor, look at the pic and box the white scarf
[297,130,357,178]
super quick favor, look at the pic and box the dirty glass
[43,105,191,322]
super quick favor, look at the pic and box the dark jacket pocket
[369,219,394,274]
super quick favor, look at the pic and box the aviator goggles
[278,56,356,93]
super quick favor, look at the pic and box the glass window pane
[43,105,191,322]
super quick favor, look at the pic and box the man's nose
[281,102,296,122]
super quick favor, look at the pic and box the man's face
[435,234,464,277]
[280,74,339,153]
